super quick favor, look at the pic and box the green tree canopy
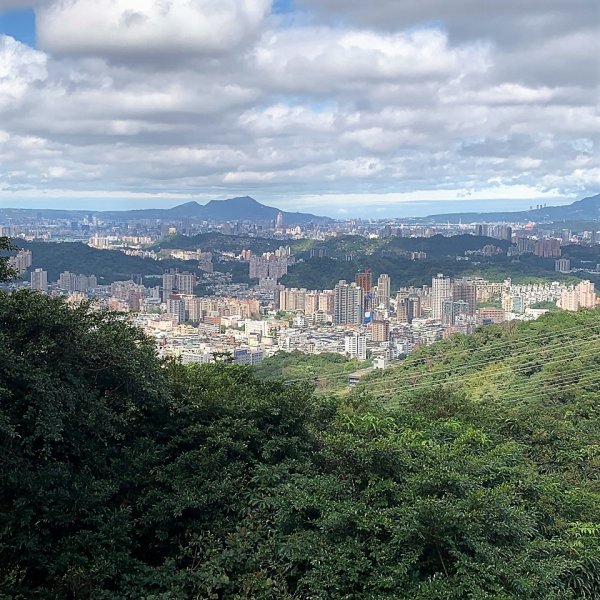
[0,236,17,282]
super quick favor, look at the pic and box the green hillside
[281,253,592,290]
[254,350,364,393]
[16,241,200,284]
[358,308,600,406]
[356,309,600,478]
[151,231,287,254]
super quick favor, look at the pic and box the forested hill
[17,240,200,283]
[359,308,600,408]
[358,307,600,478]
[1,287,599,598]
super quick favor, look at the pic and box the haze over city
[0,0,597,217]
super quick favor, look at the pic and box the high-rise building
[344,331,367,361]
[559,280,596,311]
[30,268,48,292]
[9,249,32,274]
[249,255,288,281]
[334,280,364,325]
[376,274,391,309]
[58,271,97,293]
[371,320,390,342]
[396,295,409,323]
[176,272,196,295]
[355,270,372,293]
[58,271,75,291]
[534,239,561,258]
[442,299,469,326]
[453,279,477,315]
[397,292,421,323]
[162,269,178,301]
[166,295,186,323]
[278,288,307,312]
[276,211,284,228]
[516,237,536,254]
[318,291,335,317]
[407,294,421,322]
[555,258,571,273]
[431,273,452,320]
[304,292,319,316]
[578,280,596,308]
[184,297,204,322]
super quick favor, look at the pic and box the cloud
[248,27,492,103]
[36,0,271,58]
[0,1,51,7]
[297,0,596,47]
[0,0,597,214]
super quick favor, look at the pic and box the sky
[0,1,598,218]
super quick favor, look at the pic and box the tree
[0,236,17,282]
[0,290,170,597]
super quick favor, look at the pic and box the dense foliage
[151,232,289,254]
[1,292,599,598]
[0,237,17,282]
[16,241,201,284]
[301,234,511,260]
[281,252,593,290]
[10,234,600,291]
[254,350,362,392]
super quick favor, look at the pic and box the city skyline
[0,1,597,216]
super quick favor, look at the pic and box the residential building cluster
[8,249,32,274]
[558,280,596,311]
[246,246,294,283]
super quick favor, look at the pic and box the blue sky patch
[273,0,296,14]
[0,9,36,48]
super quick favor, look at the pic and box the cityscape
[2,194,599,386]
[0,0,598,598]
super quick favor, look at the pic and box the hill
[358,308,600,415]
[151,231,294,254]
[101,196,332,225]
[17,240,199,284]
[281,234,600,290]
[305,233,511,259]
[11,235,600,291]
[0,196,333,226]
[421,193,600,223]
[253,350,364,393]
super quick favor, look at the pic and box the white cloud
[252,27,489,94]
[36,0,271,57]
[0,0,597,214]
[297,0,596,47]
[0,36,47,109]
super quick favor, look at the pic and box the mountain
[197,196,331,224]
[421,193,600,223]
[0,196,332,225]
[113,196,332,224]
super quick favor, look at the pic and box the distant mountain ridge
[420,193,600,223]
[1,193,597,223]
[0,196,332,226]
